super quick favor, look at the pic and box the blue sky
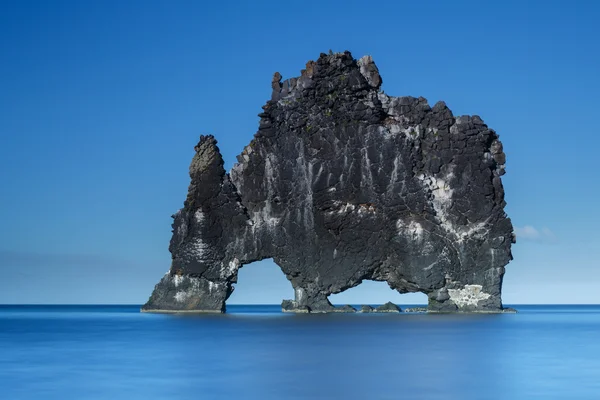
[0,0,598,304]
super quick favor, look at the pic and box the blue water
[1,305,599,399]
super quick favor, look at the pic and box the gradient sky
[1,0,598,304]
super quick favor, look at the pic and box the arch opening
[226,258,294,306]
[328,280,428,308]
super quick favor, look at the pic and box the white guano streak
[419,169,487,243]
[447,285,491,307]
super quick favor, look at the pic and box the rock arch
[226,259,295,305]
[142,51,514,314]
[328,279,428,307]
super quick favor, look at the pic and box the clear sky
[1,0,598,305]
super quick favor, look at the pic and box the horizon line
[2,303,600,306]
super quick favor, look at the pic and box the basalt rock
[374,302,402,313]
[404,307,428,313]
[335,305,357,313]
[142,51,514,314]
[282,300,309,313]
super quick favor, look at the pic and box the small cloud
[540,227,556,241]
[514,225,556,242]
[515,225,541,239]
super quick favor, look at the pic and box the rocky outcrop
[335,305,357,313]
[142,51,514,314]
[375,302,402,313]
[360,305,375,313]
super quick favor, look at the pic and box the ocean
[1,305,599,399]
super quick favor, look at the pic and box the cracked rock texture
[142,51,514,314]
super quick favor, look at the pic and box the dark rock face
[375,302,402,313]
[142,51,514,314]
[360,305,375,313]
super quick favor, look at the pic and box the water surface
[1,305,599,399]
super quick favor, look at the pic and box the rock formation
[360,305,375,313]
[142,51,514,314]
[375,302,402,313]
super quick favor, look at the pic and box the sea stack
[142,51,514,314]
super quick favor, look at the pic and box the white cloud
[514,225,556,242]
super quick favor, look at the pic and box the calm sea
[1,304,599,399]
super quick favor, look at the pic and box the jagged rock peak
[269,51,382,103]
[142,51,514,315]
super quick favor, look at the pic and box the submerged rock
[142,51,514,314]
[374,302,402,313]
[404,307,428,313]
